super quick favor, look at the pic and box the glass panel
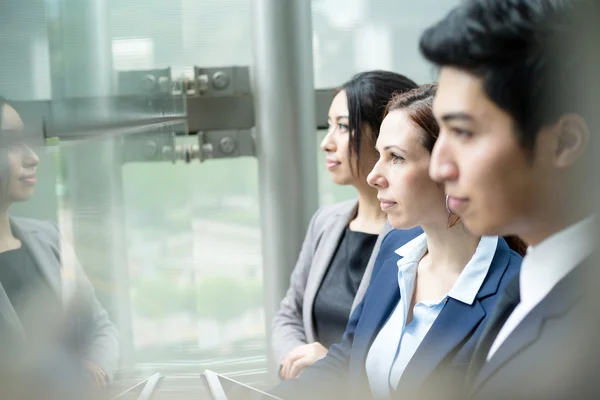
[312,0,462,87]
[1,0,265,395]
[122,138,266,386]
[108,0,455,87]
[0,0,51,100]
[110,0,252,72]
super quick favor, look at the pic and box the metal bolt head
[158,76,170,93]
[162,146,175,163]
[140,74,158,93]
[196,74,209,94]
[141,140,158,159]
[219,137,237,154]
[211,71,230,90]
[201,143,214,157]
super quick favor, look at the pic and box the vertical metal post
[49,0,113,99]
[48,0,134,367]
[63,138,134,366]
[252,0,318,381]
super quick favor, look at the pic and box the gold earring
[446,195,459,229]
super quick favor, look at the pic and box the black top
[313,227,378,349]
[0,243,61,342]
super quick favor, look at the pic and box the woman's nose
[320,130,336,153]
[23,146,40,167]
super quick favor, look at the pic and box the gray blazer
[0,217,120,379]
[271,199,392,365]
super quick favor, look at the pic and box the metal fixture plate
[13,65,335,166]
[197,130,255,162]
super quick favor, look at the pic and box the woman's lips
[447,195,469,213]
[326,160,340,170]
[378,199,397,211]
[20,174,37,184]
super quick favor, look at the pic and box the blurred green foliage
[121,133,357,232]
[133,272,262,322]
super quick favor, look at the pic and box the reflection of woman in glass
[272,71,422,380]
[0,98,119,389]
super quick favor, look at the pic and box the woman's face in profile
[321,90,378,187]
[0,104,40,206]
[367,110,446,229]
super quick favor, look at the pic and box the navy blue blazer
[272,230,522,400]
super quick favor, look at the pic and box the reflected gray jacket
[0,217,120,380]
[271,199,392,365]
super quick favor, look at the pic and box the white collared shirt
[365,233,499,399]
[487,216,597,360]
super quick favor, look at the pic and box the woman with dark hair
[271,85,523,400]
[0,98,119,392]
[272,71,421,380]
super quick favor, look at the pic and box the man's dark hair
[341,70,418,173]
[419,0,600,153]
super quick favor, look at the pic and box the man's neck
[522,209,595,247]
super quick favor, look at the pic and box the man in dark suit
[422,0,600,399]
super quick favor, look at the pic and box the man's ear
[552,114,590,168]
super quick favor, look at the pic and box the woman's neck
[0,213,12,238]
[0,213,20,252]
[349,183,387,234]
[421,221,481,275]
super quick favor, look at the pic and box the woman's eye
[391,153,405,164]
[452,127,473,138]
[338,123,349,132]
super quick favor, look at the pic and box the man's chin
[460,212,492,236]
[463,217,507,238]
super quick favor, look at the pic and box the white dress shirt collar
[486,215,596,361]
[519,215,597,307]
[394,233,498,305]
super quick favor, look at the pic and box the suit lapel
[399,299,486,391]
[398,237,512,393]
[352,226,423,313]
[13,224,62,296]
[303,202,356,342]
[351,221,393,312]
[352,255,401,364]
[471,265,585,395]
[0,279,25,336]
[0,218,63,338]
[465,275,520,391]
